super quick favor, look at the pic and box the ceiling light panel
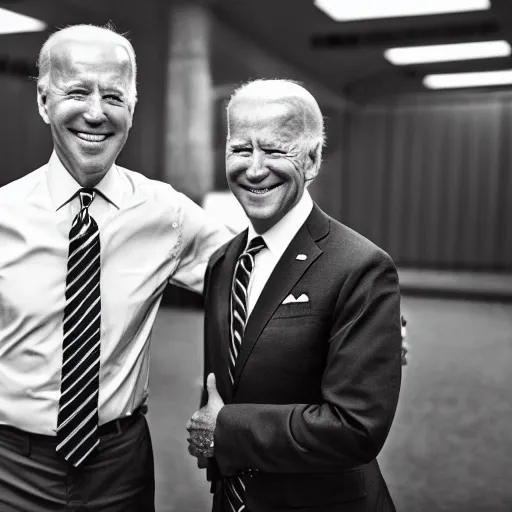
[385,40,511,65]
[424,70,512,89]
[314,0,491,21]
[0,7,46,35]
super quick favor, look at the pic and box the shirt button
[172,222,178,229]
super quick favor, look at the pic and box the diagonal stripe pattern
[228,236,266,385]
[56,188,101,467]
[225,236,266,511]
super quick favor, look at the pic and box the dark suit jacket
[202,204,402,512]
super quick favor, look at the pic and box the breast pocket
[258,313,330,384]
[273,301,312,319]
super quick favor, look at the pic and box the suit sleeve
[213,250,402,474]
[203,257,224,488]
[200,259,213,409]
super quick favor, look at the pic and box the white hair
[37,23,137,107]
[227,79,325,165]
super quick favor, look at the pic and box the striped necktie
[229,236,266,385]
[56,188,101,467]
[225,235,266,511]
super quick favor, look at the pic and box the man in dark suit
[187,79,402,511]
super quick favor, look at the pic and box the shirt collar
[46,151,124,211]
[247,189,313,260]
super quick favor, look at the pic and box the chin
[247,211,279,233]
[80,156,112,172]
[245,205,273,221]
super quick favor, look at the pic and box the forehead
[228,98,305,143]
[49,39,132,86]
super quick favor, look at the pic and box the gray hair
[226,78,325,165]
[36,23,137,108]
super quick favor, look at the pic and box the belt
[0,406,144,445]
[98,406,143,436]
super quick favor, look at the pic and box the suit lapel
[211,230,247,402]
[233,205,330,389]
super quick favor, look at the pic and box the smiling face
[226,97,319,233]
[37,38,134,187]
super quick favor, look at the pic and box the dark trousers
[0,413,154,511]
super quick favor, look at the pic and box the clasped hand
[186,373,224,463]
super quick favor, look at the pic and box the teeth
[76,132,107,142]
[246,184,282,194]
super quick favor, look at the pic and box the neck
[65,164,110,188]
[249,192,307,235]
[73,173,105,188]
[53,149,112,188]
[250,218,274,235]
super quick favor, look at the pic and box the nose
[245,151,269,182]
[82,94,106,124]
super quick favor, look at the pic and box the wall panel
[343,93,512,271]
[0,74,52,186]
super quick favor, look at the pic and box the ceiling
[2,0,512,102]
[211,0,512,102]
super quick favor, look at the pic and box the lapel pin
[296,254,307,260]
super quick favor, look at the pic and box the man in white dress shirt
[0,24,230,511]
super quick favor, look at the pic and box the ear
[304,142,322,184]
[127,101,136,129]
[37,86,50,125]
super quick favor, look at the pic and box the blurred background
[1,0,512,510]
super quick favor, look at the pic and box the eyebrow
[102,87,126,96]
[61,80,126,95]
[61,83,95,96]
[228,141,251,148]
[259,139,286,147]
[62,79,93,90]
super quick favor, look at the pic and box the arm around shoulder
[168,192,233,294]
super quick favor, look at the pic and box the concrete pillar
[163,1,213,204]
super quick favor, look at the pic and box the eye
[231,147,252,154]
[68,89,87,98]
[266,148,286,155]
[104,94,124,103]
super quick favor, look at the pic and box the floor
[381,296,512,512]
[146,308,210,512]
[398,268,512,301]
[147,296,512,512]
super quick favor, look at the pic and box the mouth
[242,183,283,195]
[70,130,111,143]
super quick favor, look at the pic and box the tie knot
[245,236,266,256]
[78,188,96,209]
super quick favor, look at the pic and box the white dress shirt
[0,152,231,435]
[245,190,314,316]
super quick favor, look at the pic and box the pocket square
[282,293,309,304]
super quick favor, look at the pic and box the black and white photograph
[0,1,511,511]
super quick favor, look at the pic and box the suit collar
[210,204,331,397]
[306,203,330,243]
[208,201,328,269]
[233,204,330,389]
[210,230,247,402]
[247,190,314,260]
